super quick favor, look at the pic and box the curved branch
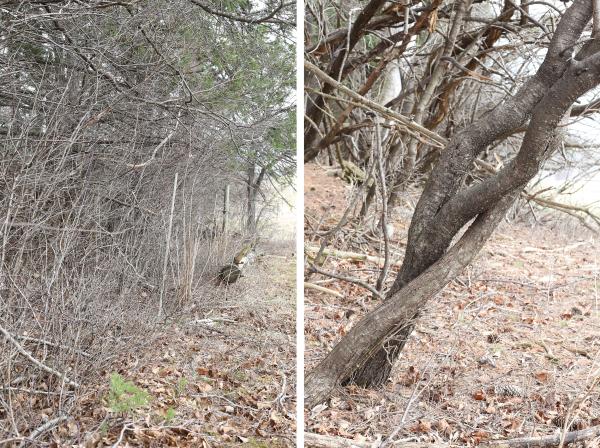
[0,324,80,388]
[188,0,293,25]
[484,424,600,448]
[304,61,447,148]
[571,97,600,116]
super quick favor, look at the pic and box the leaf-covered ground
[50,242,296,447]
[304,163,600,447]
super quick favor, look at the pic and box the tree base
[342,319,415,388]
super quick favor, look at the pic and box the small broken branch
[24,415,69,447]
[111,422,134,448]
[304,282,343,298]
[8,222,129,235]
[308,264,384,300]
[521,192,600,231]
[0,386,71,396]
[304,60,447,149]
[0,324,80,388]
[14,334,92,358]
[304,432,446,448]
[305,245,403,267]
[304,432,375,448]
[475,159,600,232]
[483,424,600,448]
[125,122,179,169]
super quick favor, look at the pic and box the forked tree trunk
[306,0,600,404]
[306,195,516,407]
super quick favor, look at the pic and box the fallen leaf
[218,424,234,435]
[435,419,452,437]
[411,420,432,433]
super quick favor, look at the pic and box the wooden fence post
[159,172,178,317]
[222,184,230,234]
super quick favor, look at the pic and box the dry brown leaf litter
[305,163,600,447]
[42,245,297,447]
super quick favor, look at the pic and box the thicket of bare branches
[0,0,294,440]
[305,0,600,229]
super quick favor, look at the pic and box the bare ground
[39,242,297,447]
[304,163,600,446]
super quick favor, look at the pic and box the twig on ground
[308,163,375,281]
[380,381,421,448]
[20,415,69,448]
[304,432,445,448]
[477,277,539,289]
[305,245,402,267]
[191,317,236,324]
[308,264,384,300]
[193,324,227,335]
[561,345,591,359]
[0,323,80,388]
[304,432,377,447]
[536,339,559,362]
[483,424,600,447]
[304,282,343,298]
[194,394,257,412]
[111,422,133,448]
[559,373,600,448]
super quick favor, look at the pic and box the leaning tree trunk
[306,0,600,399]
[246,162,267,234]
[306,194,517,407]
[246,162,259,233]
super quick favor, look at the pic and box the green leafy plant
[99,421,109,437]
[164,407,176,423]
[106,373,151,414]
[175,377,188,397]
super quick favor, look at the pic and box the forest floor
[50,241,296,447]
[304,163,600,447]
